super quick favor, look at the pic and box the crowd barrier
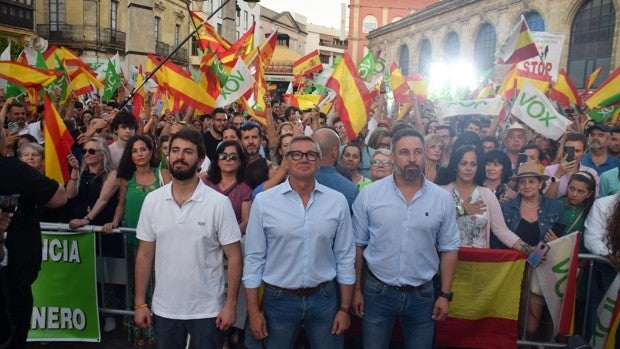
[35,223,618,348]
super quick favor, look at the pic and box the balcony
[170,47,188,66]
[0,1,34,31]
[36,25,125,52]
[155,41,170,56]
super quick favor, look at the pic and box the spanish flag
[495,15,539,64]
[389,62,412,103]
[190,11,231,53]
[498,65,550,100]
[325,53,372,141]
[550,69,582,109]
[220,22,255,65]
[0,61,59,90]
[132,65,145,121]
[44,93,74,184]
[244,30,278,68]
[406,74,428,102]
[585,66,620,109]
[585,66,604,91]
[293,49,323,77]
[435,248,526,349]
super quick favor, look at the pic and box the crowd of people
[0,86,619,349]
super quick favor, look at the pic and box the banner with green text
[27,232,100,342]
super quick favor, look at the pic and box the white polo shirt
[137,180,241,319]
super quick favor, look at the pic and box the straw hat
[500,122,533,142]
[509,162,549,181]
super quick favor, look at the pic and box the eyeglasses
[218,152,240,161]
[371,159,393,167]
[286,151,320,161]
[82,148,99,155]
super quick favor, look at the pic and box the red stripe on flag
[458,247,525,262]
[558,233,581,335]
[436,316,518,349]
[44,94,73,183]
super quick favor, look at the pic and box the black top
[203,131,221,163]
[66,171,118,225]
[515,218,541,246]
[0,156,59,276]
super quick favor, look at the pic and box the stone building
[347,0,438,63]
[366,0,618,89]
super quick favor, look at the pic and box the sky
[259,0,348,29]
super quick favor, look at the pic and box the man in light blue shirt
[352,128,461,349]
[243,135,355,349]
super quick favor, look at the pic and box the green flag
[588,105,620,123]
[102,59,120,102]
[357,51,377,80]
[52,54,70,104]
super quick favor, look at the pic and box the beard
[170,159,200,180]
[397,163,422,181]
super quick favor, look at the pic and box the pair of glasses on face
[218,152,240,161]
[286,151,320,161]
[82,148,99,155]
[371,159,393,167]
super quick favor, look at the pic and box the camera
[0,194,20,213]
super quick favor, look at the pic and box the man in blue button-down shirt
[352,127,461,349]
[243,135,355,349]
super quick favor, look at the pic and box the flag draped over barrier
[435,248,526,349]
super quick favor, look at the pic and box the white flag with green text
[216,58,254,107]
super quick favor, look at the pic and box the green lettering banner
[28,232,100,342]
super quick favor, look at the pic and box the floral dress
[451,184,489,248]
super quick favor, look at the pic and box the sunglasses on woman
[218,152,240,161]
[82,148,99,155]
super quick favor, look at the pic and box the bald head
[312,128,340,164]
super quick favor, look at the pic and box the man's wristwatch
[438,291,454,302]
[551,176,561,183]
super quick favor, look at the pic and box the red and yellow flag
[585,66,620,109]
[293,49,323,77]
[68,65,104,96]
[406,74,428,102]
[498,65,550,100]
[325,53,372,141]
[0,61,59,90]
[132,65,145,121]
[147,54,216,113]
[245,30,278,69]
[495,16,539,64]
[44,93,74,184]
[550,69,582,109]
[435,248,526,349]
[190,11,231,53]
[585,66,604,91]
[220,22,255,65]
[389,62,413,103]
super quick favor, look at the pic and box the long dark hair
[607,198,620,261]
[436,145,485,185]
[567,171,597,215]
[117,135,158,180]
[207,140,246,184]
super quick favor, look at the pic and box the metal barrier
[40,223,618,348]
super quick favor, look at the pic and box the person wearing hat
[501,162,566,338]
[500,122,533,172]
[581,124,619,175]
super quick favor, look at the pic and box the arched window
[568,0,615,88]
[419,39,432,75]
[362,15,378,34]
[399,44,409,75]
[474,23,496,72]
[444,31,460,63]
[524,11,545,32]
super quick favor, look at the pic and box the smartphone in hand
[564,146,575,163]
[527,241,550,267]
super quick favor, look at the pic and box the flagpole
[118,0,233,109]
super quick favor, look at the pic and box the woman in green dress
[102,135,170,345]
[558,171,596,252]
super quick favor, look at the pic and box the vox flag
[512,81,572,141]
[215,58,254,107]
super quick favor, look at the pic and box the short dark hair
[483,150,513,184]
[453,131,482,151]
[212,108,227,117]
[520,143,544,162]
[169,128,206,160]
[390,127,424,150]
[435,125,455,137]
[565,132,587,150]
[222,125,241,139]
[111,110,138,130]
[465,119,482,129]
[481,136,499,147]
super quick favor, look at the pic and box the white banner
[518,32,565,80]
[590,274,620,349]
[435,97,505,119]
[511,81,572,140]
[534,232,579,335]
[216,58,255,107]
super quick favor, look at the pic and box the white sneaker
[103,316,116,332]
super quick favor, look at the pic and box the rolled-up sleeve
[436,193,461,252]
[333,197,355,285]
[352,192,370,247]
[242,196,267,288]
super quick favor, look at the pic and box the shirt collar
[163,179,207,203]
[280,177,325,195]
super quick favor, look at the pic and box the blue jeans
[362,273,435,349]
[153,314,224,349]
[586,262,617,342]
[262,280,343,349]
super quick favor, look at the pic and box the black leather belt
[266,281,330,296]
[367,269,431,292]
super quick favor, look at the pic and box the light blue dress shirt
[352,176,461,287]
[243,179,355,289]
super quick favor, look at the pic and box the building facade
[347,0,438,63]
[0,0,36,44]
[366,0,619,89]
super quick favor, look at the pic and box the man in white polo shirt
[134,128,242,349]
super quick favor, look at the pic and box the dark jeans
[153,314,224,349]
[4,265,38,349]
